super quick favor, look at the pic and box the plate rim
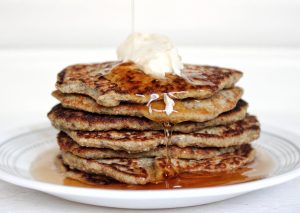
[0,123,300,199]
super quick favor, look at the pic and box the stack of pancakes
[48,61,260,185]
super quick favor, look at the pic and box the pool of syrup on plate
[31,147,275,190]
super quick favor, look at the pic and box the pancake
[52,87,243,123]
[61,115,260,153]
[55,155,119,185]
[48,100,248,133]
[63,166,119,185]
[61,144,255,184]
[58,131,247,160]
[56,61,242,107]
[65,169,119,186]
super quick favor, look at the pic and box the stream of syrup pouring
[129,0,176,177]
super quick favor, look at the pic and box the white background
[0,0,300,212]
[1,0,300,48]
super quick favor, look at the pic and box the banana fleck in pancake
[61,144,255,185]
[56,61,242,107]
[58,131,247,160]
[52,87,243,123]
[61,115,260,153]
[48,100,248,133]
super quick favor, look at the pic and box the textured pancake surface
[64,166,119,185]
[48,100,248,133]
[52,87,243,123]
[58,132,247,160]
[56,61,242,107]
[61,115,260,153]
[61,145,255,184]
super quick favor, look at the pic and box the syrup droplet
[162,122,176,178]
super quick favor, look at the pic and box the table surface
[0,47,299,213]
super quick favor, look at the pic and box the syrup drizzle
[162,122,176,179]
[146,93,160,114]
[131,0,135,33]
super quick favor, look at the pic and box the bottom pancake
[56,156,118,185]
[61,145,255,185]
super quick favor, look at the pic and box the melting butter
[145,93,176,116]
[163,93,175,116]
[117,32,183,78]
[146,93,160,114]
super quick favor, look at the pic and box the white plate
[0,124,300,209]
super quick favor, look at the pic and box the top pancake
[56,61,242,107]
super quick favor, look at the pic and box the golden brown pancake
[58,131,247,160]
[61,144,255,184]
[48,100,248,133]
[56,61,242,107]
[52,87,243,123]
[60,115,260,153]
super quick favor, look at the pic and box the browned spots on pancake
[48,99,248,133]
[75,130,165,142]
[104,62,241,95]
[63,162,118,185]
[61,115,260,152]
[57,131,250,160]
[56,62,122,94]
[229,99,247,113]
[51,87,243,123]
[57,69,66,85]
[48,104,159,130]
[155,157,178,178]
[82,172,117,184]
[221,116,260,136]
[173,145,253,173]
[55,61,242,107]
[95,160,148,178]
[60,145,255,184]
[192,115,260,138]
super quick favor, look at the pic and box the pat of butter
[117,32,183,78]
